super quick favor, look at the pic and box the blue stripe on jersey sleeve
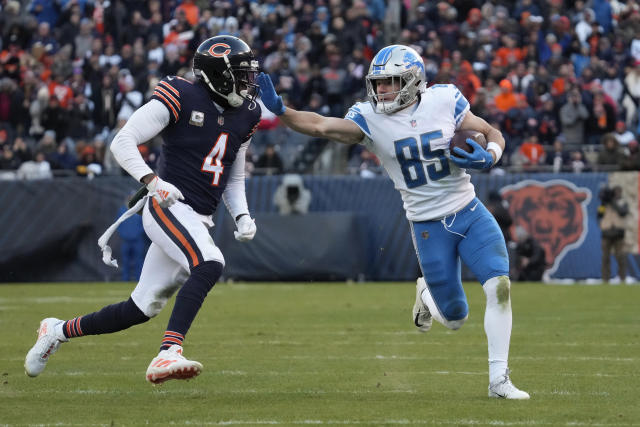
[454,96,469,121]
[455,106,470,126]
[344,108,371,137]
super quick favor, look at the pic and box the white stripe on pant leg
[420,277,467,330]
[419,277,448,325]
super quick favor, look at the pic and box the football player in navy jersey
[25,36,262,384]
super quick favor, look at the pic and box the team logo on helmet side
[208,43,232,57]
[500,179,591,276]
[403,51,425,75]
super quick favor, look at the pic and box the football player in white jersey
[257,45,529,399]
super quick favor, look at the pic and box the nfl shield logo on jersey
[189,111,205,127]
[218,116,224,126]
[410,119,417,128]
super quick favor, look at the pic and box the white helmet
[365,45,426,114]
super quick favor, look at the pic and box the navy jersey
[151,76,261,215]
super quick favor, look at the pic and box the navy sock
[161,261,223,351]
[62,297,149,338]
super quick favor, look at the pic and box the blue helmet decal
[403,51,425,75]
[373,45,396,66]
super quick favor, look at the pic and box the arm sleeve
[110,99,170,182]
[222,140,250,220]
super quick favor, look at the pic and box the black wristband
[235,213,249,222]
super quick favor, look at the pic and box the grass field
[0,281,639,426]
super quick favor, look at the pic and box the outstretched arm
[257,73,364,145]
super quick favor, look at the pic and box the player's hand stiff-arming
[234,215,257,242]
[146,175,184,208]
[449,139,494,170]
[257,73,286,116]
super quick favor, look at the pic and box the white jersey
[345,84,475,221]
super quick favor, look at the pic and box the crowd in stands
[2,0,640,179]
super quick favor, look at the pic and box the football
[449,130,487,158]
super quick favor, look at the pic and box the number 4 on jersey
[201,132,228,185]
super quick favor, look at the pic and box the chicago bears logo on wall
[500,180,592,275]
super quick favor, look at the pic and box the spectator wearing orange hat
[455,60,482,104]
[174,0,199,28]
[76,144,103,178]
[504,94,536,147]
[459,7,486,38]
[493,79,518,113]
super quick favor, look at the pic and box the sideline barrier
[0,173,637,282]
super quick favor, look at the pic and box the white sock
[483,276,512,383]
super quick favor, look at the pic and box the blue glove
[257,72,286,116]
[450,138,494,170]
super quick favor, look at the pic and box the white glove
[234,214,256,242]
[146,176,184,208]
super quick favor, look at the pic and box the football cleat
[24,318,67,377]
[488,369,530,399]
[412,277,432,332]
[146,345,203,384]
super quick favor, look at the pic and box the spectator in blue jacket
[116,196,149,281]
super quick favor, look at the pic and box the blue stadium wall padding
[0,173,629,282]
